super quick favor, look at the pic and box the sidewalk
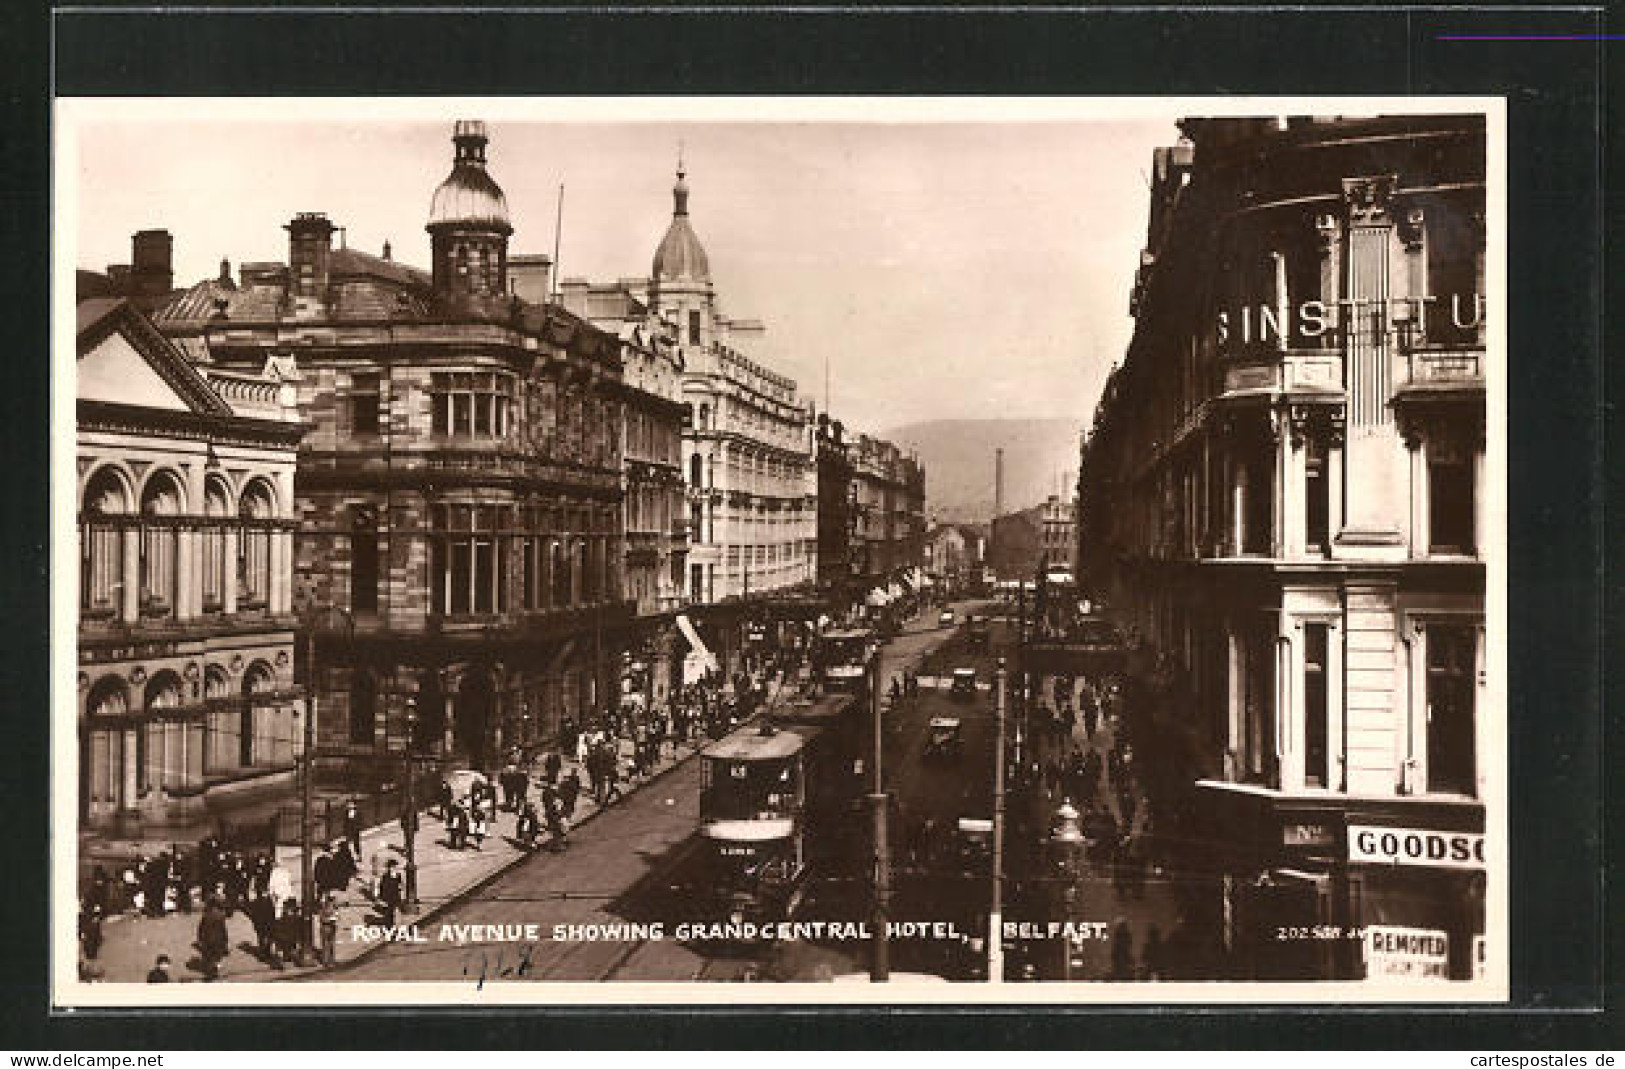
[79,730,715,984]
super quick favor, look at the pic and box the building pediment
[76,298,232,417]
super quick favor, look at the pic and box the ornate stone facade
[76,297,304,831]
[1077,115,1488,979]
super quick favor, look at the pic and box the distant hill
[883,418,1081,524]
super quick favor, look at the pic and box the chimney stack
[130,229,173,297]
[285,212,335,305]
[995,447,1005,520]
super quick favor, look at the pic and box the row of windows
[1129,429,1476,560]
[348,370,622,469]
[1226,619,1478,798]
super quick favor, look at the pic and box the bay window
[430,371,514,439]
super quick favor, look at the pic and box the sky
[70,109,1178,435]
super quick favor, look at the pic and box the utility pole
[990,657,1008,983]
[403,696,419,911]
[867,645,890,981]
[299,625,317,964]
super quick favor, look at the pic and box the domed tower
[649,157,715,354]
[426,120,513,300]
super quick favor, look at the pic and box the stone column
[223,527,239,615]
[1275,621,1296,793]
[174,527,195,621]
[1336,175,1406,553]
[1230,445,1248,556]
[1407,429,1429,558]
[121,526,141,623]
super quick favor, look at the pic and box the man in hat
[376,859,404,928]
[146,954,172,983]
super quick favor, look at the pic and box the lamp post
[989,657,1008,983]
[298,603,352,965]
[403,696,419,911]
[1050,798,1085,980]
[866,644,891,982]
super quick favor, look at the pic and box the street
[328,598,1203,984]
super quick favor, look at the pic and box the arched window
[90,676,130,719]
[241,660,276,766]
[202,480,231,612]
[80,467,130,616]
[349,671,376,747]
[238,480,274,608]
[84,676,131,812]
[142,671,184,794]
[139,472,183,617]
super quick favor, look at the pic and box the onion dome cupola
[651,161,711,283]
[427,120,513,299]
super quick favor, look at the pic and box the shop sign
[1282,821,1337,848]
[1364,925,1450,981]
[1347,823,1485,870]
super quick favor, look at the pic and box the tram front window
[702,757,799,822]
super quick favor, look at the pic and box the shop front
[1198,781,1486,982]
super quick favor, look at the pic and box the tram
[697,693,862,925]
[815,627,876,696]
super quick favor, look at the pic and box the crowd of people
[78,832,363,981]
[77,640,821,984]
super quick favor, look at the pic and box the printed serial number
[1274,925,1366,941]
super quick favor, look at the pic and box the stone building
[815,415,859,607]
[559,277,691,702]
[154,121,632,774]
[76,296,304,833]
[1076,115,1487,980]
[988,504,1046,581]
[851,433,927,590]
[644,163,819,609]
[1040,492,1076,572]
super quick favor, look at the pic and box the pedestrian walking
[601,742,625,806]
[542,779,568,851]
[274,897,303,963]
[319,892,340,967]
[343,800,362,859]
[196,898,229,980]
[145,954,172,983]
[516,798,542,849]
[78,902,104,960]
[559,767,581,820]
[248,890,277,962]
[376,860,403,928]
[313,844,336,899]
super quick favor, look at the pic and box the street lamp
[298,603,352,965]
[403,696,420,911]
[989,657,1008,983]
[1050,799,1085,980]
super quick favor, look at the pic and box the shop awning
[676,613,719,673]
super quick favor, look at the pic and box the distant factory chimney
[995,448,1005,520]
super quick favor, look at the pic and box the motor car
[937,609,956,629]
[949,667,978,700]
[965,615,990,650]
[923,717,962,759]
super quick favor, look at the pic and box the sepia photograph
[53,97,1505,1006]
